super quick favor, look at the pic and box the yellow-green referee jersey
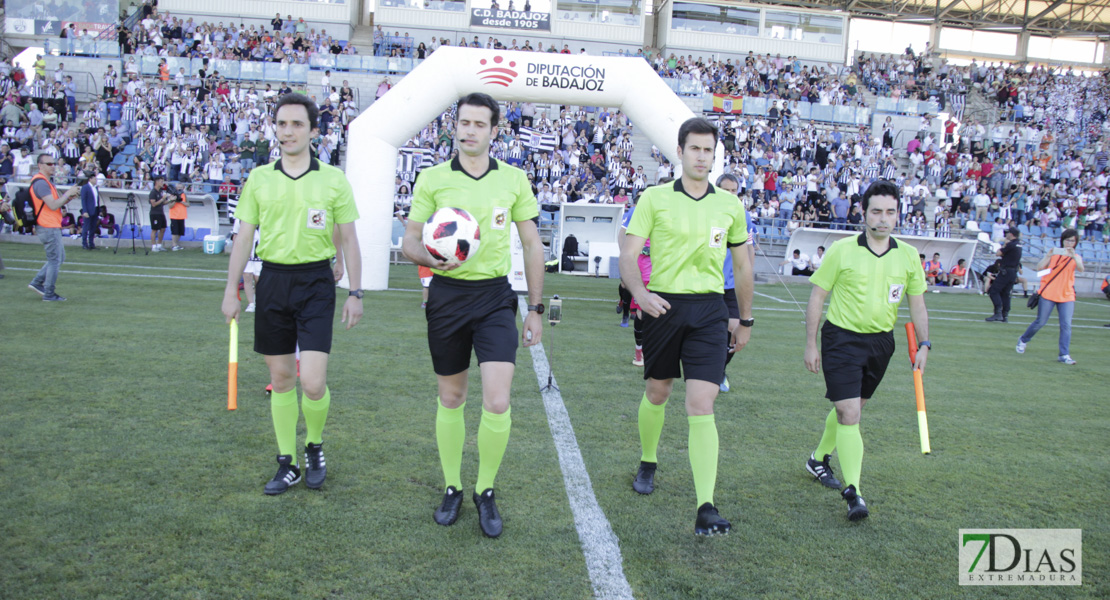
[809,233,927,334]
[626,179,748,294]
[234,158,359,264]
[409,156,538,281]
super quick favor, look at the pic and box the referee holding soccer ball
[402,92,545,539]
[802,180,930,521]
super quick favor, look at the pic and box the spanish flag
[712,94,743,114]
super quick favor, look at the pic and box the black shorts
[254,260,336,355]
[641,292,728,383]
[723,287,739,320]
[150,213,167,230]
[170,219,185,236]
[820,321,895,402]
[426,275,518,376]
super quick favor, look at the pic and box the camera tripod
[114,195,148,255]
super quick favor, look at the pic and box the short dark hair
[861,179,899,212]
[817,245,825,251]
[274,93,318,130]
[678,117,717,149]
[36,153,52,164]
[457,93,500,129]
[1060,228,1079,247]
[715,173,739,188]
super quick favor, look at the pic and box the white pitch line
[518,297,633,600]
[3,258,227,273]
[754,290,795,304]
[3,266,224,282]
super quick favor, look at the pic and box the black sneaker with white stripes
[806,453,842,489]
[842,484,869,521]
[264,454,302,495]
[694,502,731,536]
[304,442,326,489]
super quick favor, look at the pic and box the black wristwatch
[918,340,931,350]
[349,289,364,299]
[738,317,755,328]
[527,303,545,315]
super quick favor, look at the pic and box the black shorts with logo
[150,212,167,230]
[254,260,336,355]
[641,292,728,383]
[426,274,518,376]
[820,320,895,402]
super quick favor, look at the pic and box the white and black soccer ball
[422,207,481,267]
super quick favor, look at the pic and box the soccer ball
[422,207,481,267]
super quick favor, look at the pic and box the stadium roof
[732,0,1110,37]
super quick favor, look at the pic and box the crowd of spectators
[112,7,357,64]
[653,51,869,109]
[1,60,355,231]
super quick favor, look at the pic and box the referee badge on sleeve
[492,207,508,230]
[307,209,327,230]
[709,227,726,248]
[888,283,905,303]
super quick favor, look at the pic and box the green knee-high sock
[688,414,719,508]
[436,400,466,491]
[837,424,864,492]
[302,387,331,446]
[638,394,667,463]
[814,408,839,458]
[270,389,300,461]
[475,407,511,492]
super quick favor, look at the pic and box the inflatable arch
[345,46,700,290]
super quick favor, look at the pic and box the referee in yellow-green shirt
[222,93,364,496]
[803,180,930,521]
[402,93,545,539]
[620,117,754,536]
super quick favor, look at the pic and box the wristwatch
[918,340,932,350]
[349,289,364,299]
[527,303,545,315]
[738,317,755,328]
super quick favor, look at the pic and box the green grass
[1,240,1107,599]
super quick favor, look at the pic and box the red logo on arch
[478,56,519,87]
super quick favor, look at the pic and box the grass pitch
[0,241,1107,599]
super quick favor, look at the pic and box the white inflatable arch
[345,46,699,290]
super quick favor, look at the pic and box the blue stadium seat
[180,227,194,242]
[194,228,211,240]
[1018,224,1031,236]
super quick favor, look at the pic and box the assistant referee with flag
[802,180,930,521]
[222,93,363,496]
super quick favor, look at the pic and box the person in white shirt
[780,249,812,276]
[809,246,825,271]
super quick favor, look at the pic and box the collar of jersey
[273,157,320,180]
[672,178,715,201]
[856,232,898,257]
[451,156,499,180]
